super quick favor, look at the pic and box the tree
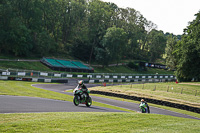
[117,8,145,60]
[1,0,168,63]
[33,31,57,56]
[175,11,200,81]
[147,30,167,62]
[0,0,34,56]
[88,0,115,64]
[165,35,178,70]
[96,26,127,66]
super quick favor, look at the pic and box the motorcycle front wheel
[140,107,146,113]
[73,96,80,106]
[86,97,92,107]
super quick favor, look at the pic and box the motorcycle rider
[139,99,150,113]
[77,80,89,99]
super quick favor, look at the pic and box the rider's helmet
[78,80,84,86]
[141,99,144,102]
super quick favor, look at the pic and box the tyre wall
[90,90,200,113]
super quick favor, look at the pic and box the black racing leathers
[78,84,89,99]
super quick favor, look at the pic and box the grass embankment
[94,65,174,74]
[0,60,174,74]
[1,112,200,133]
[90,82,200,108]
[0,80,132,112]
[90,93,200,119]
[0,81,71,101]
[0,61,52,72]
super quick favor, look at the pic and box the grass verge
[0,61,52,71]
[1,112,200,133]
[94,65,174,74]
[1,80,200,132]
[90,82,200,108]
[0,80,71,101]
[90,94,200,119]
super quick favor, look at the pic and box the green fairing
[139,103,146,112]
[73,89,92,107]
[75,90,83,94]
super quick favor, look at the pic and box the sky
[101,0,200,35]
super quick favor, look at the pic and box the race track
[32,80,200,120]
[1,79,199,120]
[0,95,124,113]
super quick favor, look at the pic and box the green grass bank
[0,60,174,74]
[90,82,200,108]
[0,80,200,132]
[1,112,200,133]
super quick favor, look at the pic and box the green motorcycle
[73,87,92,107]
[139,102,150,113]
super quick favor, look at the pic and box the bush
[127,62,139,70]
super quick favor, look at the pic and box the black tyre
[141,108,146,113]
[73,96,80,106]
[86,97,92,107]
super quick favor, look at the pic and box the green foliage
[94,47,109,66]
[175,11,200,81]
[147,30,167,62]
[127,62,139,70]
[165,35,178,70]
[9,22,33,56]
[96,26,127,66]
[33,31,57,56]
[1,0,168,63]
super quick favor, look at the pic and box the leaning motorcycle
[139,102,150,113]
[73,87,92,107]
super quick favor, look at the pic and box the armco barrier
[90,90,200,113]
[84,78,176,83]
[1,75,174,84]
[1,70,176,81]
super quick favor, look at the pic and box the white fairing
[73,85,79,94]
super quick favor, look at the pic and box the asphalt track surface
[0,95,124,113]
[1,79,199,120]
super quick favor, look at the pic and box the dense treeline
[1,0,168,65]
[1,0,199,81]
[165,11,200,81]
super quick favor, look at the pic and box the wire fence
[124,83,200,97]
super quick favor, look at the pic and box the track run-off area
[0,79,199,120]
